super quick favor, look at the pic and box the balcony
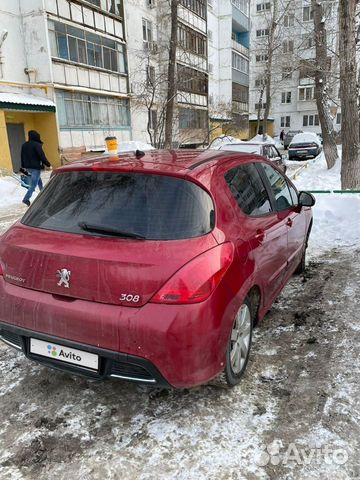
[232,40,249,58]
[232,100,249,114]
[231,0,250,32]
[232,69,249,86]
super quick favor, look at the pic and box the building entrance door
[6,123,25,172]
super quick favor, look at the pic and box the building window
[232,52,249,73]
[149,109,157,130]
[56,91,130,129]
[83,1,122,16]
[231,0,250,16]
[255,78,266,87]
[179,108,208,129]
[256,2,270,12]
[177,65,208,95]
[336,113,341,124]
[180,0,207,19]
[281,116,291,127]
[301,33,314,48]
[303,114,319,127]
[178,23,207,57]
[283,40,294,53]
[299,86,314,101]
[142,19,153,43]
[303,6,313,21]
[281,67,292,79]
[256,29,269,37]
[146,65,156,86]
[256,54,268,62]
[255,102,267,110]
[281,92,292,104]
[49,21,126,73]
[232,82,249,103]
[283,14,295,27]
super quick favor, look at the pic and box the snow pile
[290,132,321,147]
[308,193,360,257]
[291,149,341,191]
[250,134,276,145]
[209,135,242,150]
[273,135,284,149]
[0,176,26,208]
[291,147,359,256]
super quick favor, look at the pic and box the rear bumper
[0,277,236,388]
[288,148,318,159]
[0,323,170,387]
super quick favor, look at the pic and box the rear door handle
[286,218,293,227]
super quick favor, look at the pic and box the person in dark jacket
[21,130,51,206]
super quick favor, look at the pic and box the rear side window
[261,163,293,211]
[22,171,214,240]
[225,163,272,216]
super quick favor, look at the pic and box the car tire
[213,297,253,388]
[294,223,312,275]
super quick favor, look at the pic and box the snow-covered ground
[288,148,360,257]
[0,175,29,208]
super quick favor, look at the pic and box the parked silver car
[218,142,287,172]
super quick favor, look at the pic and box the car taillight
[150,243,234,304]
[0,263,3,276]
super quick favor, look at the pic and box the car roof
[291,132,320,143]
[55,149,263,181]
[222,142,266,147]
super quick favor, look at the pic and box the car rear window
[21,171,215,240]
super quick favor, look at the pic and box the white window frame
[281,91,292,104]
[299,86,315,101]
[142,18,153,43]
[281,116,291,128]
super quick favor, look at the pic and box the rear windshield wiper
[78,222,146,240]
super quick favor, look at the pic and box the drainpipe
[0,30,8,79]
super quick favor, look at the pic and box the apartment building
[126,0,209,147]
[0,0,130,172]
[249,0,340,138]
[208,0,250,140]
[0,0,212,173]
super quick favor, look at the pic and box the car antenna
[135,150,145,159]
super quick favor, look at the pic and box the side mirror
[298,191,316,207]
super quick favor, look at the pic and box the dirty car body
[0,150,314,388]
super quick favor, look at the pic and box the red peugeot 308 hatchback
[0,150,315,388]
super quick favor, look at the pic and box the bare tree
[261,0,279,139]
[252,0,294,137]
[338,0,360,189]
[311,0,338,169]
[164,0,178,148]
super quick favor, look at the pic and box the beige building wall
[0,111,13,172]
[0,110,60,173]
